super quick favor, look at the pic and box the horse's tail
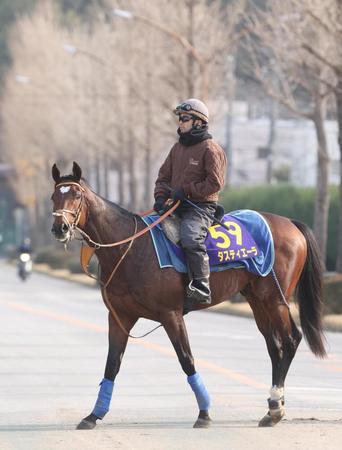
[291,220,326,358]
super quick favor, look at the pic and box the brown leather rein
[53,181,179,339]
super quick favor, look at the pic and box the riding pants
[177,203,216,280]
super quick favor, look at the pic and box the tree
[297,0,342,271]
[243,0,336,264]
[110,0,245,203]
[0,0,37,81]
[1,0,245,244]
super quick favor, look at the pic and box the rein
[79,204,180,339]
[53,180,179,339]
[75,201,179,248]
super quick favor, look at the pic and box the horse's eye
[75,191,82,199]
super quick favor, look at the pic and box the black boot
[186,277,211,305]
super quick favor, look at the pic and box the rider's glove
[153,197,167,215]
[172,187,186,202]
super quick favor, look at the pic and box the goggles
[178,114,193,123]
[175,103,192,113]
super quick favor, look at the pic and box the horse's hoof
[258,410,284,427]
[193,417,212,428]
[76,414,98,430]
[194,410,212,428]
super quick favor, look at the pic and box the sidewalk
[210,301,342,333]
[34,264,342,333]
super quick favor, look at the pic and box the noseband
[52,182,85,232]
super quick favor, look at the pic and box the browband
[55,181,85,192]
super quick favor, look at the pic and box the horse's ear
[72,161,82,181]
[52,164,61,183]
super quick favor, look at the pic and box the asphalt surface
[33,262,342,333]
[1,260,342,450]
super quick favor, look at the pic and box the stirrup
[186,281,211,305]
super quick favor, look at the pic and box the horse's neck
[84,193,136,247]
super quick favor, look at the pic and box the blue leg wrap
[91,378,114,419]
[187,372,210,411]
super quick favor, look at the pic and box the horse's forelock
[58,175,88,185]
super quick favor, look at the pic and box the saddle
[142,209,275,277]
[161,204,225,245]
[162,215,181,244]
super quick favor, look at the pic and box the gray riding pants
[177,203,216,280]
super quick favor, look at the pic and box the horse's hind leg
[77,312,137,430]
[247,296,302,427]
[161,311,211,428]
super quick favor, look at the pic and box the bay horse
[51,162,326,430]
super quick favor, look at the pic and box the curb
[210,301,342,334]
[33,264,96,287]
[33,264,342,334]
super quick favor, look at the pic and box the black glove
[153,197,167,215]
[172,187,186,202]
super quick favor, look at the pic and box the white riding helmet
[173,98,209,123]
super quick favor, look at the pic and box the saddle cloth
[141,209,274,277]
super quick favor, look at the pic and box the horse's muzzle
[51,223,70,241]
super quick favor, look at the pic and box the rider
[153,98,227,305]
[18,237,32,255]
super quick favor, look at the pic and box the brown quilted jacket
[154,139,227,202]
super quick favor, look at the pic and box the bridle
[51,179,179,339]
[52,182,86,237]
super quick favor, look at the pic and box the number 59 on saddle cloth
[141,209,275,277]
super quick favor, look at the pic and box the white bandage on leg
[270,386,284,400]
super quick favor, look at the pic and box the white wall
[211,101,340,187]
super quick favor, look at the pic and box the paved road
[0,260,342,450]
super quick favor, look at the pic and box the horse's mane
[102,196,135,219]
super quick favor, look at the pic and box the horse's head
[51,161,87,243]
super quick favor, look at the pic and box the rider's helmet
[173,98,209,123]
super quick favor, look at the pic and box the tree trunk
[335,78,342,271]
[117,157,124,206]
[144,37,153,209]
[95,151,101,196]
[266,98,277,183]
[186,0,195,97]
[127,139,137,212]
[312,95,330,266]
[144,101,152,209]
[116,126,125,206]
[127,75,138,212]
[103,151,109,199]
[225,55,235,185]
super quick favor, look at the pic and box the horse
[51,161,326,430]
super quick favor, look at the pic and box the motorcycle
[18,252,32,281]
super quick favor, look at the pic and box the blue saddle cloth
[142,209,274,277]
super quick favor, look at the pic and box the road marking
[288,387,342,392]
[129,339,268,389]
[323,365,342,372]
[4,301,267,390]
[5,301,106,333]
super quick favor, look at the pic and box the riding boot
[185,252,211,305]
[186,277,211,305]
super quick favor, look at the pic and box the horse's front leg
[161,311,211,428]
[77,312,137,430]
